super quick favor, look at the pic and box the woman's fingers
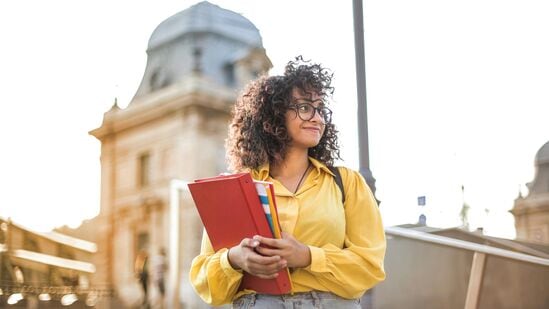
[255,246,282,257]
[248,253,286,269]
[244,252,287,276]
[240,237,260,248]
[252,235,281,248]
[248,252,280,264]
[253,235,292,256]
[247,263,285,277]
[229,238,259,269]
[253,233,310,268]
[229,237,288,276]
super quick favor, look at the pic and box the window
[224,63,235,87]
[58,244,75,260]
[23,233,39,252]
[135,232,149,266]
[149,69,170,91]
[138,153,151,187]
[136,232,149,253]
[0,222,7,244]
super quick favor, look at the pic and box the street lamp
[353,0,378,202]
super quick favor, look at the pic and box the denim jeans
[232,291,361,309]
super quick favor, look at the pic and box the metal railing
[385,226,549,309]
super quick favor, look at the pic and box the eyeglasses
[288,103,333,123]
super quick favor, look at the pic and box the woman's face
[285,87,327,150]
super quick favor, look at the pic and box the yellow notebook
[265,183,282,238]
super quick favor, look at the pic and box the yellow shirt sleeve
[305,168,386,299]
[189,230,244,306]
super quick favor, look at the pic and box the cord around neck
[293,162,311,193]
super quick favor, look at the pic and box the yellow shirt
[189,157,386,306]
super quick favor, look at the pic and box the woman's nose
[310,108,324,123]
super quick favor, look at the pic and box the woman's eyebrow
[293,98,324,104]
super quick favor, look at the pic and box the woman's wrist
[300,244,312,268]
[227,247,242,270]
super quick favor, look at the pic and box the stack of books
[188,173,291,294]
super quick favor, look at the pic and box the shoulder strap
[328,166,345,205]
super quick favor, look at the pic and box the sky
[0,0,548,239]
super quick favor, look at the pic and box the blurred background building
[62,1,271,308]
[511,141,549,245]
[0,217,102,307]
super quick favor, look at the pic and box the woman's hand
[253,232,311,269]
[228,237,287,279]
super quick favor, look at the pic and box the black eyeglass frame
[288,102,333,123]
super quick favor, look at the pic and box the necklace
[293,162,311,193]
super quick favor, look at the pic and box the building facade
[88,2,271,307]
[0,217,98,307]
[511,140,549,245]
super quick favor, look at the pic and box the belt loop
[250,293,256,306]
[311,291,320,307]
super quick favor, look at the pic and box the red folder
[188,172,292,294]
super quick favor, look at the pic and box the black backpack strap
[328,166,345,205]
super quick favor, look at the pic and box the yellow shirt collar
[254,157,334,180]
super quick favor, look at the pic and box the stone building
[511,140,549,244]
[88,2,271,307]
[0,217,97,307]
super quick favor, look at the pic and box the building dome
[525,140,549,196]
[535,140,549,165]
[148,1,262,51]
[130,1,269,102]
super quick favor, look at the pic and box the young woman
[190,57,386,308]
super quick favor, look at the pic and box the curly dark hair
[226,56,341,172]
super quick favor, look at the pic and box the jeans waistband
[244,291,350,302]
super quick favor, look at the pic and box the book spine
[267,184,283,239]
[239,176,273,238]
[255,182,275,235]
